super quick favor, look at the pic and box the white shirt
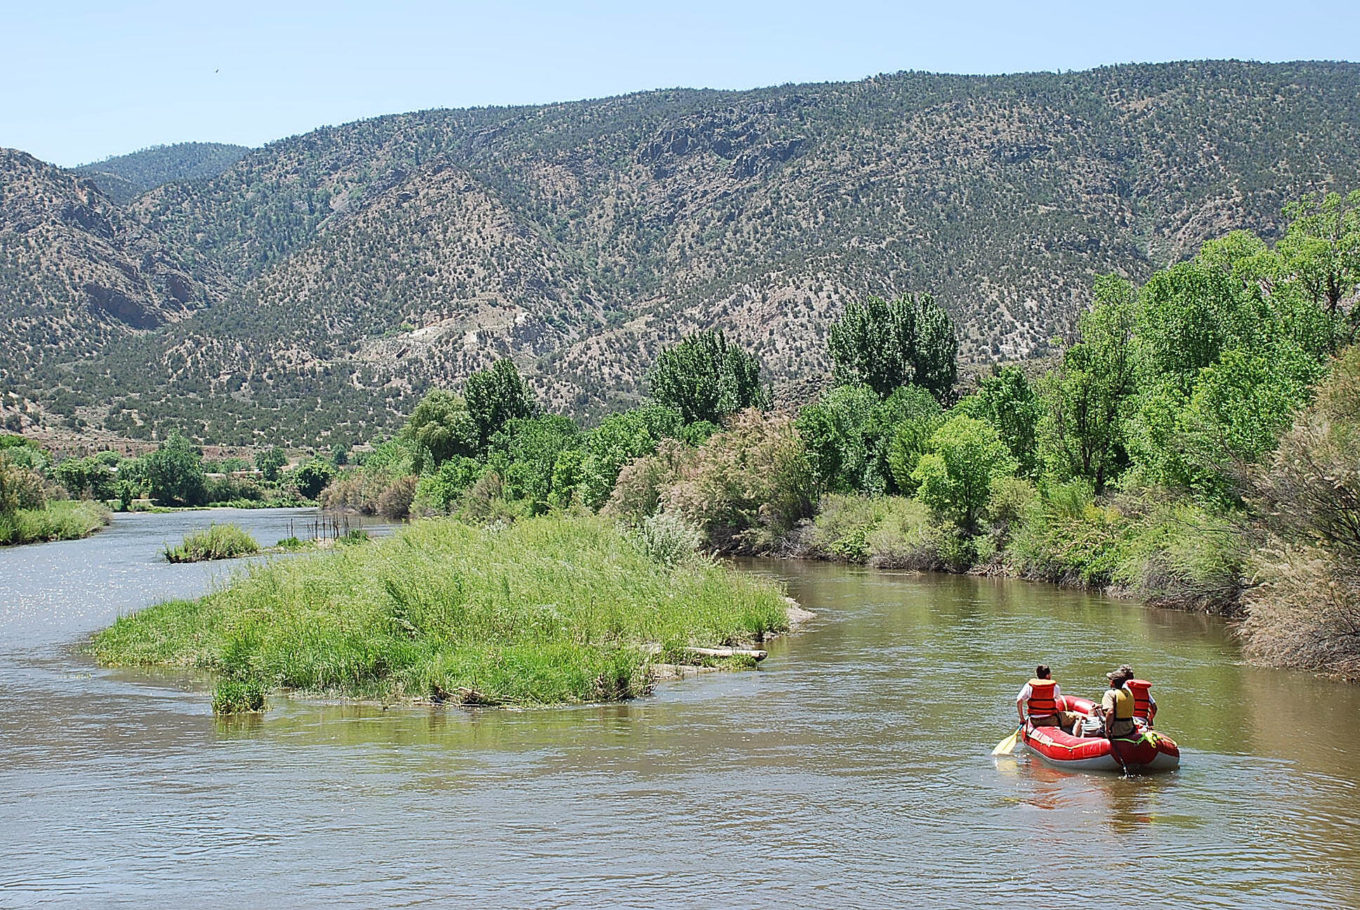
[1016,681,1062,713]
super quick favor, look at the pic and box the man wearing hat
[1101,667,1138,740]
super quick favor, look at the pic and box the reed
[95,516,790,706]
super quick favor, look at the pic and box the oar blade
[992,727,1021,755]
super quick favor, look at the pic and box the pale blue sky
[4,0,1358,167]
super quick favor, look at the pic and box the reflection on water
[1,518,1358,907]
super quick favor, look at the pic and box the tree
[956,366,1042,477]
[1277,190,1360,318]
[464,360,539,448]
[489,415,580,515]
[289,459,335,500]
[255,447,287,483]
[796,383,941,495]
[403,389,479,470]
[911,415,1018,534]
[578,405,683,509]
[145,432,207,506]
[1039,276,1138,494]
[827,293,957,401]
[649,331,767,425]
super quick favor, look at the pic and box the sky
[4,0,1359,167]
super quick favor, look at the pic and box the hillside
[5,61,1360,446]
[0,149,210,427]
[73,142,251,205]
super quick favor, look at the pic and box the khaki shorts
[1031,711,1078,728]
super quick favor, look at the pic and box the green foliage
[827,293,957,400]
[464,360,539,448]
[1276,189,1360,318]
[629,511,704,567]
[288,459,335,500]
[212,678,266,715]
[413,456,485,515]
[648,331,767,425]
[0,453,47,513]
[956,366,1042,476]
[403,389,479,469]
[912,415,1018,534]
[1038,275,1138,494]
[798,383,942,496]
[93,516,791,706]
[144,432,207,506]
[163,524,261,562]
[489,415,581,515]
[255,446,287,483]
[0,500,109,546]
[53,455,117,500]
[577,405,683,509]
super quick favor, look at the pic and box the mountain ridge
[5,60,1360,446]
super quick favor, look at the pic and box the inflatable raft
[1021,694,1180,773]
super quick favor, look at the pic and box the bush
[0,455,47,513]
[629,511,704,567]
[797,494,888,562]
[0,500,109,546]
[912,415,1018,534]
[661,410,814,553]
[376,475,418,520]
[865,498,945,570]
[212,678,266,714]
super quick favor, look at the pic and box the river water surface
[2,510,1358,908]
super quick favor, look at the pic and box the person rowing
[1016,664,1079,731]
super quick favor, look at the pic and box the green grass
[163,524,261,562]
[0,501,110,546]
[94,515,791,706]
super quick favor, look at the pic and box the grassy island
[163,523,261,562]
[93,516,791,709]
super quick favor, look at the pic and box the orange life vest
[1126,679,1154,719]
[1027,678,1058,718]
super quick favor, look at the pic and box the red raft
[1021,693,1180,773]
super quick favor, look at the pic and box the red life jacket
[1027,679,1058,718]
[1126,679,1154,719]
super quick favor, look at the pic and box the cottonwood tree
[648,331,767,425]
[828,293,957,401]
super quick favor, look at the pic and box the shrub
[0,455,47,513]
[376,475,418,520]
[797,494,887,562]
[662,410,815,553]
[912,415,1018,534]
[865,498,945,570]
[629,511,704,567]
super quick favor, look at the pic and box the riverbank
[0,500,110,546]
[91,515,794,709]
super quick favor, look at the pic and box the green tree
[1277,190,1360,319]
[649,331,767,425]
[489,415,581,515]
[255,446,287,483]
[578,405,683,509]
[956,366,1042,476]
[289,459,335,500]
[465,360,539,448]
[145,433,207,506]
[796,384,941,495]
[911,415,1018,534]
[1039,275,1138,494]
[403,389,479,470]
[827,293,957,401]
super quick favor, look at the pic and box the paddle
[992,724,1023,756]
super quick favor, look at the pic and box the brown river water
[2,509,1358,908]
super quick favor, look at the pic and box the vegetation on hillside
[7,63,1360,445]
[73,142,251,205]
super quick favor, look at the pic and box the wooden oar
[992,725,1023,755]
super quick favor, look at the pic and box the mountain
[0,149,210,422]
[5,61,1360,446]
[73,142,251,205]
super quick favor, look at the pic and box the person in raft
[1016,665,1079,731]
[1101,668,1139,740]
[1116,664,1157,725]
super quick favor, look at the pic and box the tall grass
[94,516,791,706]
[163,524,260,562]
[0,501,110,546]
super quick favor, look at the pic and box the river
[1,510,1357,908]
